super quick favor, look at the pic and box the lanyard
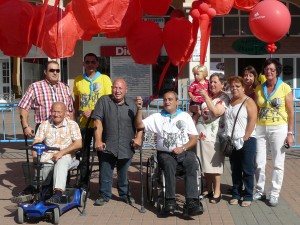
[262,77,282,104]
[83,71,101,97]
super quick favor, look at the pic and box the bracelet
[23,126,29,130]
[182,146,187,151]
[287,131,294,135]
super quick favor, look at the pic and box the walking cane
[139,137,146,213]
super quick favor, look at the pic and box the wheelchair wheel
[146,156,155,204]
[80,190,87,207]
[156,170,166,215]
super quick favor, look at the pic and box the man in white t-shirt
[135,91,202,216]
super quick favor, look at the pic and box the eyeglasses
[85,60,97,65]
[264,68,276,72]
[48,69,60,73]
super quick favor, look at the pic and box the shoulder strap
[230,97,249,139]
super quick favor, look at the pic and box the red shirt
[188,79,209,104]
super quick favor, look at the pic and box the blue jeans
[157,151,199,199]
[230,137,256,201]
[98,152,132,201]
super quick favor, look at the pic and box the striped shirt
[34,118,82,162]
[18,79,74,124]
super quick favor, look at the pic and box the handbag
[220,97,248,157]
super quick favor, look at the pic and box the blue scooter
[16,143,87,224]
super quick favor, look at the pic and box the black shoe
[94,196,109,206]
[120,196,135,205]
[185,198,203,216]
[11,185,36,203]
[165,198,176,212]
[46,194,62,205]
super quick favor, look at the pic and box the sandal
[203,191,214,199]
[229,199,239,205]
[210,194,222,204]
[241,201,252,207]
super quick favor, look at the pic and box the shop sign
[143,17,165,28]
[232,37,280,55]
[100,46,131,57]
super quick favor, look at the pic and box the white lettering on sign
[116,46,130,56]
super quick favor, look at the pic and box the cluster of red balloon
[190,1,216,65]
[249,0,291,55]
[266,43,277,54]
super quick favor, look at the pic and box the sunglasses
[85,60,97,65]
[48,69,60,73]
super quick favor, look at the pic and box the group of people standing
[12,55,294,215]
[189,58,294,208]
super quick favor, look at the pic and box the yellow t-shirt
[73,73,112,128]
[256,81,291,126]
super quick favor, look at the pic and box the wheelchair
[146,151,204,216]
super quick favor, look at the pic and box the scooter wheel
[52,207,59,225]
[80,190,87,207]
[17,207,24,224]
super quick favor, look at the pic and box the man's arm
[172,134,198,155]
[19,108,35,138]
[135,96,145,130]
[94,119,106,151]
[52,138,82,161]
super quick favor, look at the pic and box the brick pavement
[1,146,300,225]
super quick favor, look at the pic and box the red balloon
[42,9,80,59]
[163,18,195,66]
[249,0,291,43]
[199,3,209,13]
[207,8,217,18]
[141,0,171,16]
[105,0,143,38]
[65,2,93,41]
[209,0,235,15]
[233,0,260,12]
[0,0,34,57]
[126,21,163,64]
[190,8,201,19]
[199,14,212,65]
[72,0,129,34]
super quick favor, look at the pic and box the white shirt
[142,111,198,152]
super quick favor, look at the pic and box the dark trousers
[157,151,199,199]
[98,152,132,201]
[230,137,256,201]
[79,128,94,186]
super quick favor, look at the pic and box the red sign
[100,46,131,56]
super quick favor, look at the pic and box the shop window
[282,58,293,87]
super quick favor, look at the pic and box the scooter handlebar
[19,143,60,152]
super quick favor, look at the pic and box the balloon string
[157,59,171,98]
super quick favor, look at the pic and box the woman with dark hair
[254,58,294,207]
[225,76,257,207]
[195,73,230,204]
[242,66,259,100]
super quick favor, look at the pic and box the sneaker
[120,196,135,205]
[186,198,203,216]
[94,196,109,206]
[165,198,176,212]
[253,192,265,201]
[268,195,279,207]
[10,185,36,203]
[46,194,61,205]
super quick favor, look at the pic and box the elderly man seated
[11,102,82,204]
